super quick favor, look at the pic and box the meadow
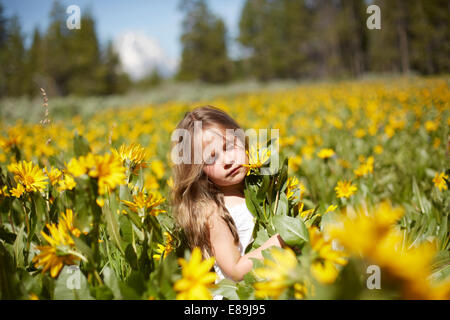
[0,75,449,300]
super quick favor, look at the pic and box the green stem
[21,202,30,251]
[94,270,104,286]
[45,190,51,224]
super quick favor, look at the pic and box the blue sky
[2,0,246,60]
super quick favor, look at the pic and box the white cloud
[113,31,178,80]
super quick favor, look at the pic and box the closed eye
[206,152,218,164]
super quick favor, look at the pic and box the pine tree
[177,0,232,83]
[102,40,130,94]
[239,0,273,80]
[4,15,26,96]
[44,0,73,95]
[409,0,449,74]
[66,10,104,95]
[337,0,367,77]
[24,28,45,97]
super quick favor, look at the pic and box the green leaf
[125,244,138,270]
[119,214,133,244]
[71,234,94,262]
[274,192,288,216]
[252,228,270,249]
[53,265,93,300]
[244,187,259,218]
[102,266,122,299]
[90,285,114,300]
[213,279,239,300]
[256,175,271,201]
[236,283,254,300]
[13,226,25,268]
[0,242,21,299]
[104,194,124,254]
[412,177,431,215]
[272,215,309,246]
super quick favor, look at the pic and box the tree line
[0,1,130,98]
[178,0,449,82]
[0,0,448,97]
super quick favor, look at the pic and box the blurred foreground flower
[174,247,217,300]
[309,227,347,284]
[253,247,298,299]
[326,201,450,299]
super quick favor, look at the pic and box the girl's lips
[227,165,242,177]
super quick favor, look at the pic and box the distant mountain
[113,31,178,80]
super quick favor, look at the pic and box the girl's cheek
[204,165,220,181]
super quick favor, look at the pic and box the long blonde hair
[170,106,244,258]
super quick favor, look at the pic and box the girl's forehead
[198,126,244,149]
[201,127,229,147]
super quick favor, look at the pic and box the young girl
[170,106,285,291]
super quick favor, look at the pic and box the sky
[1,0,247,61]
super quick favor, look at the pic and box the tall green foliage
[177,0,232,83]
[239,0,449,80]
[0,1,129,98]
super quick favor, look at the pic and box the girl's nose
[223,150,235,165]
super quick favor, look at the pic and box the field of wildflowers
[0,76,448,300]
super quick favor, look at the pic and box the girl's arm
[208,211,285,282]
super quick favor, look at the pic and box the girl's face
[201,127,248,187]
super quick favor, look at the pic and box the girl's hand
[269,233,286,248]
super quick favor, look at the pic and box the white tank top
[213,202,256,299]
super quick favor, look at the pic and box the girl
[170,105,285,289]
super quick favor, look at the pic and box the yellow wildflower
[317,148,335,159]
[242,144,271,174]
[10,183,25,198]
[59,209,81,237]
[325,204,338,213]
[57,174,76,192]
[153,232,174,261]
[32,223,80,278]
[354,156,374,177]
[121,190,166,220]
[286,176,305,200]
[112,142,149,174]
[174,247,217,300]
[374,145,383,154]
[45,167,63,186]
[8,161,48,193]
[87,153,126,195]
[432,172,448,191]
[298,202,315,219]
[334,180,357,198]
